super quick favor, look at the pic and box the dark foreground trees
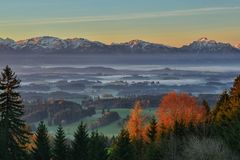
[31,121,51,160]
[52,125,69,160]
[1,65,240,160]
[88,131,108,160]
[0,66,30,160]
[108,129,136,160]
[71,122,89,160]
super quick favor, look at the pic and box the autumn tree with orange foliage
[156,92,206,130]
[127,101,144,140]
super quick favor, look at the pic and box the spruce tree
[147,117,158,143]
[173,120,186,139]
[230,75,240,105]
[71,122,89,160]
[212,90,232,123]
[32,121,51,160]
[53,125,68,160]
[202,100,210,116]
[88,131,108,160]
[108,129,136,160]
[0,65,30,160]
[144,142,161,160]
[144,117,161,160]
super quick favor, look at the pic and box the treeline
[23,100,95,126]
[1,66,240,160]
[82,94,218,109]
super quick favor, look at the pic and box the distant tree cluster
[1,66,240,160]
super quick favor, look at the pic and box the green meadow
[39,108,157,139]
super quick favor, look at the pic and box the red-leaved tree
[156,92,206,130]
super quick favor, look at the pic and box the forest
[1,65,240,160]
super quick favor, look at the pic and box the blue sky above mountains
[0,0,239,46]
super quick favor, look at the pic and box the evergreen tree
[230,75,240,106]
[143,142,161,160]
[108,129,136,160]
[132,138,144,160]
[0,65,30,160]
[32,121,51,160]
[71,122,89,160]
[212,91,232,123]
[147,117,158,143]
[202,100,210,116]
[173,120,186,139]
[53,125,68,160]
[219,110,240,155]
[88,131,108,160]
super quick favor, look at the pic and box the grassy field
[37,108,157,139]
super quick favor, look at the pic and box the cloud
[0,6,239,26]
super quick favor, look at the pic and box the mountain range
[0,36,239,54]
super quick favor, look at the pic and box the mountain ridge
[0,36,239,54]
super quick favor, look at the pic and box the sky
[0,0,240,47]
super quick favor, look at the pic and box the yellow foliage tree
[127,101,144,140]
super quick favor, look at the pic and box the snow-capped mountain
[0,36,239,54]
[0,38,16,49]
[16,36,67,50]
[180,37,239,53]
[65,38,105,49]
[110,39,175,53]
[235,44,240,49]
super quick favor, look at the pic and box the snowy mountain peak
[235,44,240,49]
[0,38,15,44]
[181,37,238,53]
[128,39,149,45]
[0,36,239,54]
[64,38,105,49]
[198,37,209,42]
[16,36,66,49]
[195,37,217,44]
[0,38,16,48]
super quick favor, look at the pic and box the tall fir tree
[230,75,240,106]
[88,131,108,160]
[212,90,232,123]
[147,117,158,143]
[202,100,210,116]
[71,122,89,160]
[108,129,136,160]
[53,125,69,160]
[143,142,161,160]
[0,65,30,160]
[31,121,51,160]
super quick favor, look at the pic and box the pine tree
[0,65,30,160]
[53,125,68,160]
[143,142,161,160]
[108,129,136,160]
[71,122,89,160]
[202,100,210,115]
[32,121,51,160]
[88,131,108,160]
[230,75,240,106]
[173,120,186,139]
[212,91,232,123]
[147,117,158,143]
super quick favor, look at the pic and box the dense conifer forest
[1,66,240,160]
